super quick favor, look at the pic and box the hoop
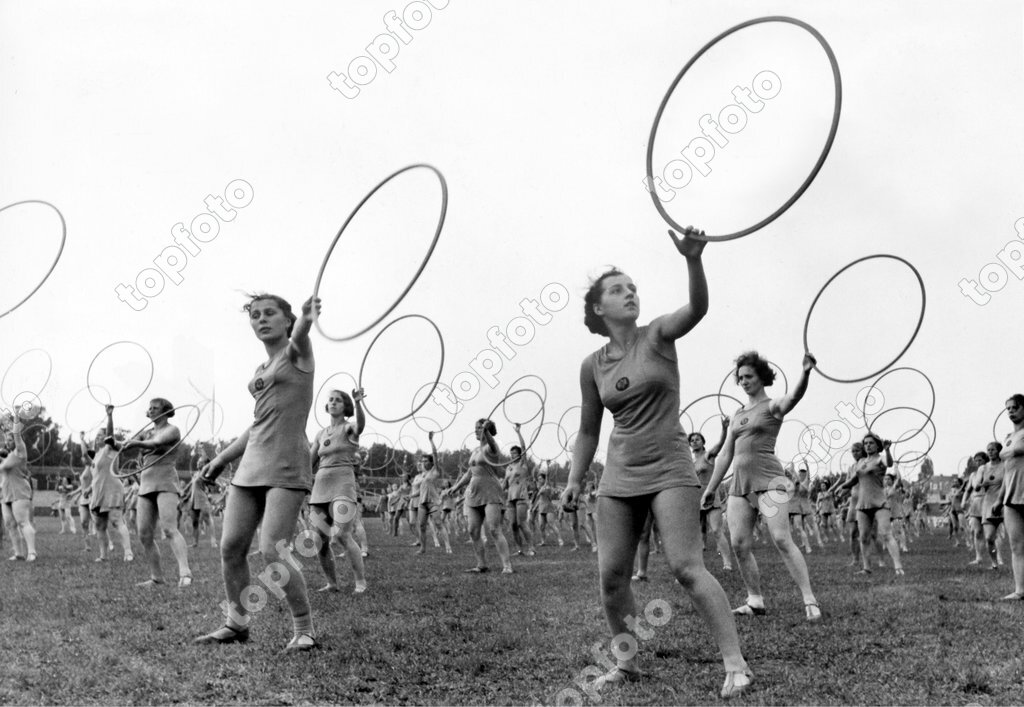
[716,360,789,415]
[358,314,445,424]
[680,393,744,420]
[865,406,936,464]
[803,254,926,383]
[525,421,563,460]
[1,347,53,407]
[486,390,547,454]
[21,422,54,464]
[0,200,67,320]
[313,164,447,342]
[184,400,226,441]
[410,381,458,434]
[64,384,110,436]
[11,391,43,421]
[313,371,359,428]
[86,340,155,407]
[399,418,444,453]
[645,16,842,241]
[504,374,548,408]
[358,431,394,472]
[112,404,202,478]
[993,407,1010,443]
[556,405,582,452]
[494,388,546,427]
[860,366,935,439]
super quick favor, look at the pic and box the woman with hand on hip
[562,229,751,699]
[701,351,823,621]
[195,294,320,652]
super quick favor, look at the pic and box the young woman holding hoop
[195,294,320,652]
[840,433,905,576]
[309,387,368,594]
[701,351,823,621]
[993,394,1024,600]
[120,398,192,587]
[562,229,751,698]
[443,418,513,574]
[1,421,37,561]
[85,408,133,562]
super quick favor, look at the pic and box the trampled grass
[1,517,1022,705]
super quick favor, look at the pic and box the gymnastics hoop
[680,393,744,421]
[678,409,695,435]
[313,163,448,342]
[184,399,226,440]
[86,340,155,408]
[716,360,789,416]
[63,384,111,436]
[495,387,546,427]
[399,417,444,453]
[111,404,202,479]
[993,407,1010,443]
[21,423,54,464]
[485,390,547,453]
[525,421,564,461]
[645,16,842,241]
[1,347,53,408]
[313,371,359,428]
[358,314,445,424]
[556,405,582,452]
[865,405,936,464]
[410,381,458,434]
[860,366,935,439]
[358,432,394,472]
[11,391,43,421]
[0,200,68,320]
[803,254,926,383]
[504,375,548,408]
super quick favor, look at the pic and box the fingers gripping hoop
[0,200,67,320]
[358,314,445,424]
[86,340,155,407]
[645,16,842,241]
[313,164,448,342]
[803,254,926,383]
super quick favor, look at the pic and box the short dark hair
[244,293,297,337]
[1007,393,1024,409]
[688,432,706,445]
[584,268,626,337]
[329,390,354,417]
[734,351,775,386]
[476,418,497,436]
[151,398,175,418]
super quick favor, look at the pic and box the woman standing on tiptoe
[562,228,751,699]
[195,294,320,652]
[701,351,823,621]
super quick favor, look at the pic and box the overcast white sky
[2,1,1023,480]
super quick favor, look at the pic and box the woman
[417,432,452,555]
[0,421,37,561]
[87,407,134,562]
[533,472,562,547]
[443,418,513,574]
[979,442,1007,569]
[690,420,733,571]
[56,475,76,534]
[120,398,192,587]
[962,451,990,566]
[787,467,814,555]
[948,477,965,546]
[701,351,823,620]
[309,387,368,594]
[581,478,599,553]
[992,394,1024,600]
[827,443,865,565]
[195,294,320,651]
[504,424,536,556]
[841,434,904,576]
[562,229,751,699]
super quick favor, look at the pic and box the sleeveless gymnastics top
[854,454,889,510]
[1001,429,1024,506]
[138,425,181,496]
[465,445,505,507]
[419,467,441,506]
[0,450,31,502]
[728,399,785,496]
[588,326,697,497]
[311,422,358,504]
[78,466,93,503]
[979,461,1005,519]
[233,345,314,491]
[506,459,531,502]
[409,472,424,507]
[91,445,124,511]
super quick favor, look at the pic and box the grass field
[1,516,1022,705]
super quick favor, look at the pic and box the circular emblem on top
[254,378,265,391]
[615,377,630,391]
[740,417,749,425]
[324,439,331,447]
